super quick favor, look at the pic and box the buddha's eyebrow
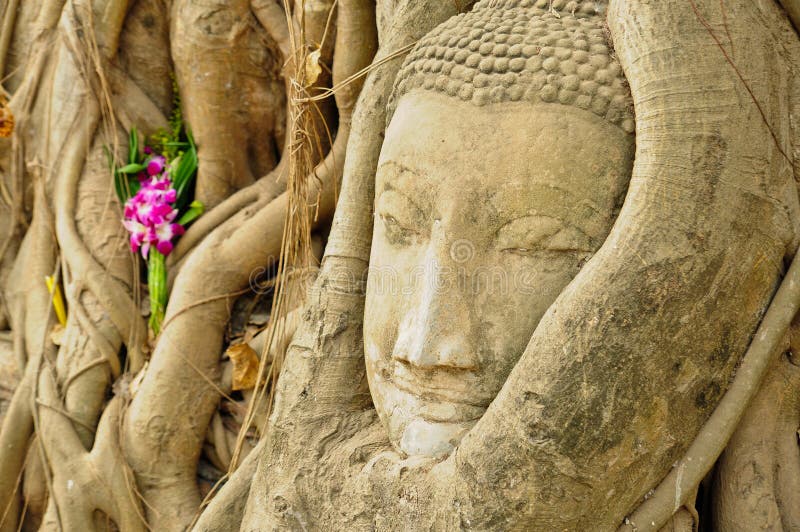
[376,186,429,222]
[375,161,431,202]
[376,161,425,185]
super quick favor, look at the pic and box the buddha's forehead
[379,91,631,187]
[376,91,633,235]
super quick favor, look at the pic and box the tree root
[167,158,287,275]
[191,438,266,532]
[171,0,286,209]
[0,180,56,532]
[0,371,33,532]
[619,244,800,531]
[0,1,150,529]
[36,371,146,532]
[711,349,800,530]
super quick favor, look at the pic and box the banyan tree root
[618,250,800,531]
[0,174,57,532]
[0,0,151,529]
[192,438,267,532]
[0,334,16,426]
[0,0,356,530]
[171,0,287,210]
[35,382,146,532]
[711,348,800,530]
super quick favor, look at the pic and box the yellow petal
[45,275,68,326]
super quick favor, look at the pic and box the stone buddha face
[364,1,635,458]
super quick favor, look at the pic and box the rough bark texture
[0,0,351,530]
[240,0,800,530]
[712,352,800,531]
[0,0,797,531]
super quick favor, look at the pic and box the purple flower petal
[147,156,166,176]
[156,240,173,255]
[163,189,177,203]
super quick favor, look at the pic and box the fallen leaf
[304,49,322,86]
[50,324,65,346]
[227,343,259,391]
[0,100,14,138]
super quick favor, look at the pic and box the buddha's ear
[454,1,800,529]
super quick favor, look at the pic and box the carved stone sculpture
[365,2,634,458]
[239,0,800,530]
[0,0,798,530]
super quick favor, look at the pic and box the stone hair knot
[387,0,634,133]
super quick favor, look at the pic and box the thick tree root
[171,0,286,209]
[711,350,800,530]
[191,438,266,532]
[619,234,800,531]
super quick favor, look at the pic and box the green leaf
[128,126,139,165]
[171,130,198,210]
[113,170,127,204]
[177,200,204,226]
[118,163,147,174]
[126,177,141,198]
[114,171,141,203]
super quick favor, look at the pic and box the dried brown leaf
[227,343,260,391]
[304,49,322,86]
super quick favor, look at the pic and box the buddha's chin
[396,417,474,459]
[375,383,487,457]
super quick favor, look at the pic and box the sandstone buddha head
[364,0,635,458]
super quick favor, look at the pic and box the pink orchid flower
[122,219,150,257]
[122,170,184,259]
[153,222,185,255]
[146,155,166,176]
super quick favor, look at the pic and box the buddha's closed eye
[379,213,421,246]
[377,190,427,247]
[497,215,594,258]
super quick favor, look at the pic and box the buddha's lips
[390,369,491,423]
[390,363,493,406]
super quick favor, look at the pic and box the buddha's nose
[393,319,477,370]
[392,250,478,371]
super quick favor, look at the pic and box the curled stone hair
[387,0,635,133]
